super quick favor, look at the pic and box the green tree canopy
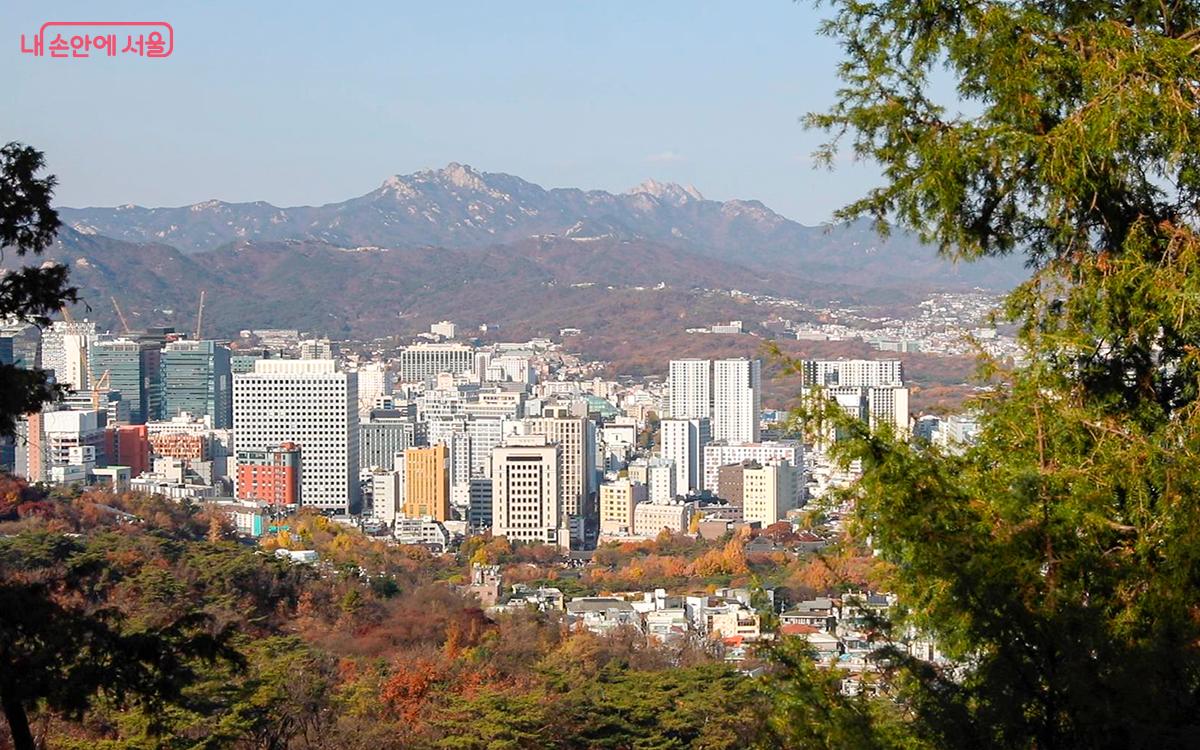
[773,1,1200,748]
[0,143,76,435]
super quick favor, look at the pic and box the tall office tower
[298,338,334,360]
[89,338,162,424]
[233,359,359,512]
[491,434,563,546]
[159,340,233,427]
[528,408,597,545]
[465,418,506,477]
[801,359,904,388]
[359,413,416,471]
[235,442,301,506]
[703,440,804,494]
[712,358,761,443]
[41,320,95,389]
[740,459,799,527]
[355,362,392,416]
[668,359,712,420]
[403,445,450,521]
[659,417,711,494]
[466,477,494,532]
[396,342,475,383]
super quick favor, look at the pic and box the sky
[2,1,885,225]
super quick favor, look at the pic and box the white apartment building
[491,434,564,546]
[668,359,712,420]
[802,359,904,388]
[659,417,710,494]
[713,358,761,443]
[233,359,359,512]
[703,440,804,495]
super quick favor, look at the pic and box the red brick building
[104,424,151,478]
[235,442,301,506]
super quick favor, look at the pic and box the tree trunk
[0,689,34,750]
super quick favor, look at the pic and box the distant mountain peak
[628,179,704,204]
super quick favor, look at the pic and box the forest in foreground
[0,479,872,749]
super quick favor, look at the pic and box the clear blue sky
[3,1,882,224]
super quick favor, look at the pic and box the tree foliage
[0,143,76,436]
[780,1,1200,748]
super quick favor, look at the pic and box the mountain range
[46,164,1027,339]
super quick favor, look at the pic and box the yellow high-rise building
[403,445,450,521]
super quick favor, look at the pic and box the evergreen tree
[0,143,76,435]
[768,2,1200,748]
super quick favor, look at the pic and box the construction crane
[194,290,206,340]
[91,369,111,409]
[111,297,131,334]
[60,306,74,324]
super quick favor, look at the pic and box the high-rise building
[397,342,475,382]
[491,434,563,546]
[403,445,450,521]
[359,413,416,471]
[801,359,904,388]
[89,338,162,424]
[355,362,392,416]
[659,417,711,494]
[668,359,712,420]
[235,442,301,506]
[41,320,95,389]
[712,358,761,443]
[813,384,910,440]
[467,477,493,532]
[160,340,233,428]
[703,440,804,495]
[233,359,359,512]
[528,408,597,545]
